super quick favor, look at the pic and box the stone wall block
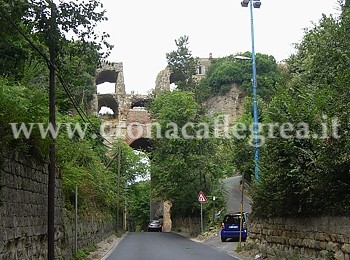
[315,232,331,242]
[302,238,315,248]
[342,244,350,254]
[338,234,346,243]
[2,158,11,172]
[335,250,345,260]
[5,228,15,241]
[262,228,269,235]
[331,233,340,242]
[326,241,340,252]
[303,230,315,239]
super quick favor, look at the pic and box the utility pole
[116,146,121,231]
[124,189,127,231]
[239,173,245,248]
[74,185,78,257]
[47,2,57,259]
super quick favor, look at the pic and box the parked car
[220,212,248,242]
[147,220,162,232]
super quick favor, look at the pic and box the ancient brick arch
[91,61,155,147]
[124,108,153,146]
[129,138,152,152]
[95,61,125,94]
[92,57,212,147]
[95,69,118,85]
[97,94,119,116]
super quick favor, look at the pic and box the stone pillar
[162,200,172,232]
[115,63,125,95]
[155,68,171,92]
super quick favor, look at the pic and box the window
[223,214,245,224]
[197,65,205,75]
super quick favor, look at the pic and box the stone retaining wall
[172,217,203,237]
[0,150,115,259]
[63,213,115,258]
[247,216,350,260]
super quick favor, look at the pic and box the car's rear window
[223,215,244,224]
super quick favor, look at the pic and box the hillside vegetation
[165,3,350,218]
[0,0,149,223]
[1,1,349,233]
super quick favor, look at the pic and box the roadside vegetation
[202,2,350,218]
[158,0,350,220]
[148,35,281,221]
[1,0,349,245]
[252,4,350,217]
[0,0,149,223]
[148,90,230,219]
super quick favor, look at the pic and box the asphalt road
[104,175,251,260]
[104,232,240,260]
[223,176,252,214]
[202,175,252,256]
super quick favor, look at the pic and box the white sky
[97,0,340,94]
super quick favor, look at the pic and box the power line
[0,7,114,147]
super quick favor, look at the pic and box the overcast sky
[97,0,340,94]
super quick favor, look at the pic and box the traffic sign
[198,191,208,203]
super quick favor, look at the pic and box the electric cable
[0,7,114,147]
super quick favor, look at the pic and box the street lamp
[241,0,260,182]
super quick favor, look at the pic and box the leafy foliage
[127,181,151,231]
[57,129,115,212]
[200,52,280,100]
[0,78,49,158]
[0,0,113,114]
[56,40,101,114]
[0,0,118,217]
[105,141,150,227]
[226,93,266,184]
[166,35,199,91]
[149,90,229,218]
[251,11,350,217]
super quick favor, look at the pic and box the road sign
[198,191,208,203]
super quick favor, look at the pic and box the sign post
[197,191,208,233]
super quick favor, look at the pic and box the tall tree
[251,10,350,217]
[1,1,113,258]
[149,90,228,217]
[0,0,113,113]
[166,35,199,91]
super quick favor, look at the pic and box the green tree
[166,35,199,91]
[0,78,49,157]
[251,10,350,217]
[201,53,280,100]
[0,0,121,230]
[149,90,228,217]
[0,0,113,114]
[107,141,150,228]
[128,181,151,231]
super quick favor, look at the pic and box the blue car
[220,212,248,242]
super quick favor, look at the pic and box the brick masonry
[0,150,115,259]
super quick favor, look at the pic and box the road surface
[104,232,241,260]
[103,175,251,260]
[201,175,252,256]
[223,176,252,214]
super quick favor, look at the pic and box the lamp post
[241,0,261,182]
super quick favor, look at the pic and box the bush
[0,78,49,158]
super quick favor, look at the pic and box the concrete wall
[247,217,350,260]
[0,150,115,259]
